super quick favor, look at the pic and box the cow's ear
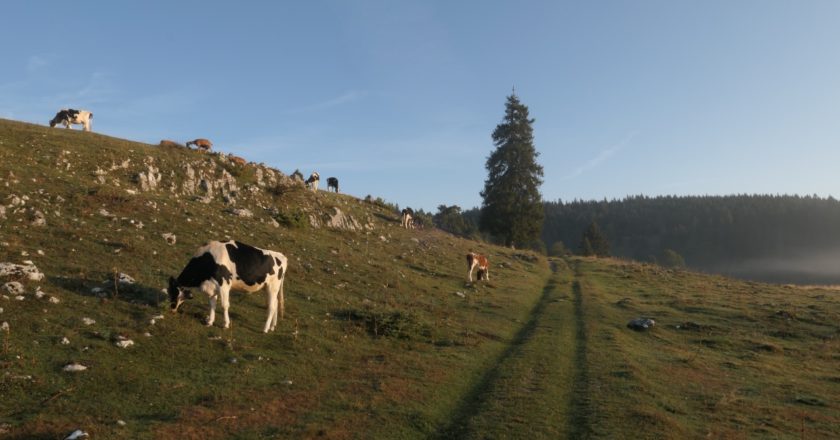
[168,276,177,288]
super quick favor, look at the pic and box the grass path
[435,259,590,438]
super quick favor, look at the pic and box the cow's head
[49,114,64,127]
[168,276,193,312]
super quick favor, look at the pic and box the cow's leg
[220,284,232,329]
[207,295,217,326]
[485,267,489,281]
[263,285,278,333]
[278,275,285,321]
[467,262,475,282]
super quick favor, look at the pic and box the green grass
[1,118,839,439]
[0,119,550,439]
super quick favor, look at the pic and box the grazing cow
[305,172,320,191]
[467,252,490,282]
[327,177,339,193]
[49,109,93,132]
[185,138,213,152]
[168,240,288,333]
[229,155,247,166]
[401,208,414,229]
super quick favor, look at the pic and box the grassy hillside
[1,119,838,439]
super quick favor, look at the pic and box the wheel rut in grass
[568,270,593,439]
[436,260,591,438]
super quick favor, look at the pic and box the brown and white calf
[49,109,93,132]
[186,138,213,152]
[168,240,288,333]
[467,252,489,282]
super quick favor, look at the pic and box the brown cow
[186,138,213,152]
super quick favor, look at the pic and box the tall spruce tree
[479,93,544,248]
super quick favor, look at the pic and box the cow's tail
[466,253,475,270]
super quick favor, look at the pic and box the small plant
[273,208,308,229]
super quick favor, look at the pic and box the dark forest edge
[432,194,840,285]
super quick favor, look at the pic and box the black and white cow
[49,109,93,132]
[168,240,288,333]
[305,172,320,191]
[327,177,339,193]
[401,207,414,229]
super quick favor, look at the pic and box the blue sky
[2,1,840,211]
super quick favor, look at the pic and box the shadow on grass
[373,212,399,224]
[47,275,166,307]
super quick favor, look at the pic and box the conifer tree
[579,221,609,257]
[479,93,544,248]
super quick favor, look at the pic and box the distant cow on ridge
[401,208,414,229]
[305,172,320,191]
[185,138,213,152]
[168,240,288,333]
[49,109,93,132]
[327,177,339,193]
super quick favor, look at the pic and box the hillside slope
[1,119,839,439]
[0,119,550,439]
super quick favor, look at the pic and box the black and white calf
[49,109,93,132]
[168,240,288,333]
[305,172,320,191]
[327,177,339,193]
[401,207,414,229]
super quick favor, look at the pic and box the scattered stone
[62,363,88,372]
[60,337,70,345]
[324,207,362,231]
[627,317,656,331]
[116,273,135,284]
[116,420,127,427]
[230,208,253,218]
[454,291,466,298]
[3,282,24,295]
[64,429,90,439]
[161,233,177,245]
[49,296,60,304]
[0,262,45,281]
[29,210,47,227]
[0,322,8,331]
[82,317,96,326]
[115,336,134,348]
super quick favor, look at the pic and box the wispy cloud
[564,131,639,180]
[284,90,366,114]
[26,54,53,73]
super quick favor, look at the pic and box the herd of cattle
[47,108,490,333]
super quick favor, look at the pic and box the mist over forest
[446,195,840,284]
